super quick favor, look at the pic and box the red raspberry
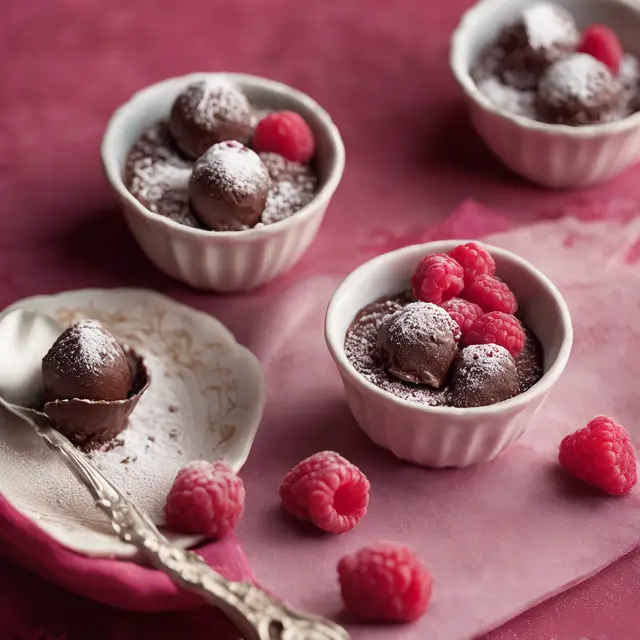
[578,25,624,75]
[464,311,525,358]
[337,542,432,622]
[559,416,637,496]
[410,253,464,304]
[440,297,483,338]
[448,241,496,283]
[462,274,518,314]
[279,451,370,534]
[164,461,245,538]
[252,111,316,163]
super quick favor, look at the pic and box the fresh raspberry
[337,542,432,622]
[252,111,316,163]
[440,297,484,338]
[462,274,518,314]
[559,416,637,496]
[464,311,525,358]
[164,461,245,538]
[410,253,464,304]
[448,242,496,283]
[279,451,370,534]
[578,25,624,75]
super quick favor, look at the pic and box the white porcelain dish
[0,288,265,557]
[450,0,640,188]
[102,72,345,291]
[325,241,573,467]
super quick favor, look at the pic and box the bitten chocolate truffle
[188,141,271,231]
[169,79,254,159]
[450,344,519,408]
[497,2,580,90]
[536,53,622,125]
[42,320,132,402]
[376,302,460,388]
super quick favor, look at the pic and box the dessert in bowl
[102,73,345,291]
[450,0,640,188]
[325,241,573,467]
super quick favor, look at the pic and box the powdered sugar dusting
[477,77,536,118]
[382,302,461,346]
[453,344,514,392]
[523,3,578,51]
[183,78,252,129]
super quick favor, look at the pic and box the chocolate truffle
[536,54,622,125]
[450,344,519,408]
[376,302,460,388]
[497,2,580,90]
[42,320,132,402]
[188,141,271,231]
[169,79,254,159]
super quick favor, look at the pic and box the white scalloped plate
[0,288,266,558]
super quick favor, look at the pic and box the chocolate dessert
[471,3,640,125]
[42,320,150,447]
[125,79,319,231]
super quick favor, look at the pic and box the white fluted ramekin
[102,73,345,291]
[451,0,640,188]
[325,241,573,468]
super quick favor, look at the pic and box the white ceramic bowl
[450,0,640,188]
[102,72,345,291]
[325,241,573,467]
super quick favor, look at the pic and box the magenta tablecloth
[3,0,640,638]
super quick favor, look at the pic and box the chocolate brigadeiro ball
[536,53,622,125]
[376,302,460,388]
[498,2,580,90]
[188,140,271,231]
[450,344,519,408]
[169,79,254,159]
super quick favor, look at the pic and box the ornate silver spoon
[0,308,348,640]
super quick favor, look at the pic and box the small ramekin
[450,0,640,189]
[325,241,573,468]
[102,73,345,291]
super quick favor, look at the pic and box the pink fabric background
[3,0,640,638]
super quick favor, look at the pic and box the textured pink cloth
[4,0,640,638]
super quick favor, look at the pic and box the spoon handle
[7,404,349,640]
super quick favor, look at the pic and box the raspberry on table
[337,542,432,623]
[410,253,465,305]
[559,416,637,496]
[440,297,484,338]
[164,460,245,538]
[464,311,525,358]
[578,25,624,75]
[252,111,316,163]
[462,274,518,314]
[279,451,370,534]
[448,241,496,283]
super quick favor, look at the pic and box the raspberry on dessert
[579,25,624,75]
[462,274,518,314]
[559,416,638,495]
[337,542,432,623]
[410,253,465,305]
[440,297,484,338]
[464,311,525,358]
[448,242,496,283]
[164,460,245,538]
[279,451,370,534]
[252,111,316,163]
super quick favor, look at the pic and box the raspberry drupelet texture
[464,311,525,358]
[410,253,465,305]
[279,451,370,534]
[338,542,432,623]
[164,460,245,538]
[440,297,484,338]
[578,25,624,75]
[559,416,638,496]
[252,111,316,163]
[448,242,496,283]
[462,274,518,314]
